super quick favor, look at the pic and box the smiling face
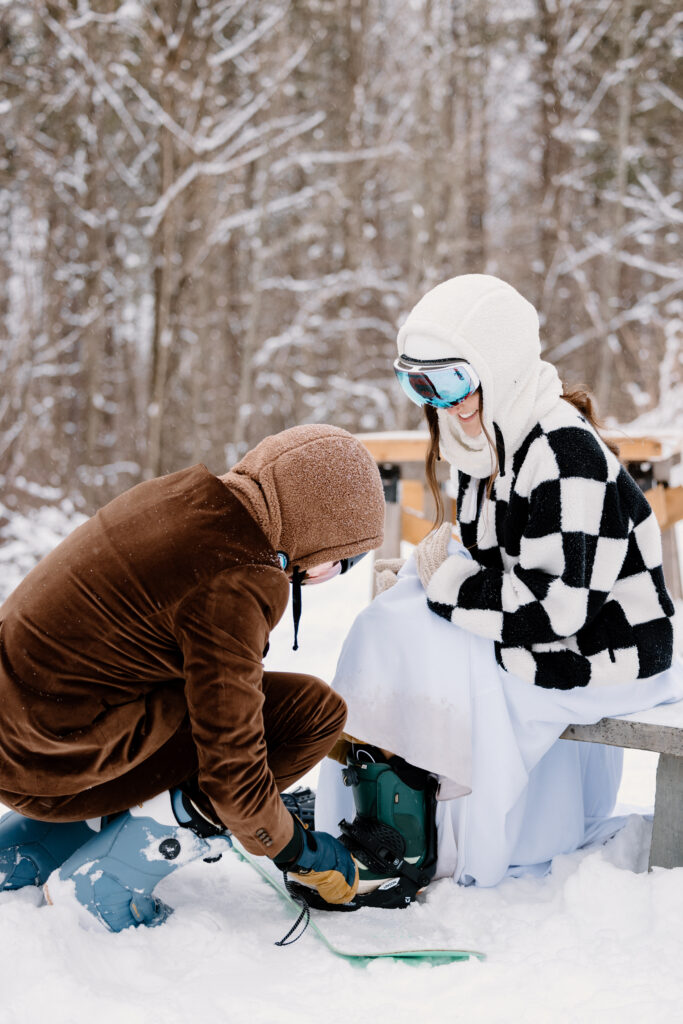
[447,388,482,437]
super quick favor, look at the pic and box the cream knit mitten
[414,523,453,590]
[374,558,406,595]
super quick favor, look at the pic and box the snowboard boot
[43,788,231,932]
[0,812,96,891]
[290,744,438,912]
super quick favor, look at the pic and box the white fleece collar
[436,360,563,478]
[438,407,494,478]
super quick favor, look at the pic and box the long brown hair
[424,405,443,527]
[424,384,618,527]
[562,386,620,456]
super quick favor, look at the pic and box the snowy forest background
[1,0,682,516]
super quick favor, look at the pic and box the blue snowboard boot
[0,812,96,891]
[43,789,231,932]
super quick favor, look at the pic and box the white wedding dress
[315,542,683,886]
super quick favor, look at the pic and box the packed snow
[0,504,682,1023]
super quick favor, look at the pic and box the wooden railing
[357,429,683,600]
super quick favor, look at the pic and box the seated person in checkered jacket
[311,274,680,906]
[396,273,675,689]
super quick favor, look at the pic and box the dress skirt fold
[315,545,683,886]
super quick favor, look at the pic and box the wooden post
[649,754,683,870]
[375,464,402,560]
[562,702,683,872]
[661,526,682,603]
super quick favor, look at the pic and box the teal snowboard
[230,840,485,966]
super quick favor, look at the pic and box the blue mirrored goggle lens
[394,365,478,409]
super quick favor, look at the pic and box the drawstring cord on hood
[278,551,304,651]
[291,566,305,651]
[289,555,369,651]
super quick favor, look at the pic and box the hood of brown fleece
[222,425,385,571]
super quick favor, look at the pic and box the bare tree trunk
[535,0,569,313]
[189,182,212,467]
[145,122,177,479]
[338,0,369,389]
[81,123,107,491]
[461,0,488,270]
[594,0,634,415]
[230,166,271,460]
[407,0,434,303]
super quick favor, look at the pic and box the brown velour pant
[0,671,346,822]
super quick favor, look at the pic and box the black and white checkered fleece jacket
[426,401,675,689]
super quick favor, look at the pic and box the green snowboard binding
[290,744,438,912]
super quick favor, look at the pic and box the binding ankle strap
[172,787,227,839]
[338,817,432,891]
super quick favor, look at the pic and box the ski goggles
[280,552,368,585]
[291,552,369,585]
[393,356,480,410]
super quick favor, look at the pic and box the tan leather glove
[274,816,359,905]
[327,731,358,765]
[374,557,406,595]
[288,858,360,905]
[414,522,453,590]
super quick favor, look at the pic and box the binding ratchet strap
[339,817,431,890]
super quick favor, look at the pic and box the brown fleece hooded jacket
[0,425,384,855]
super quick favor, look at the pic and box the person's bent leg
[3,677,344,926]
[0,718,200,893]
[260,671,347,791]
[44,676,345,931]
[0,676,344,826]
[1,718,228,926]
[0,716,200,823]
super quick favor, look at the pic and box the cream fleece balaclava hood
[396,275,562,476]
[224,424,385,571]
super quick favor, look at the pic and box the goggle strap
[399,355,466,367]
[339,551,368,574]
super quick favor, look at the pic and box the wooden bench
[357,429,683,599]
[357,429,683,870]
[562,703,683,869]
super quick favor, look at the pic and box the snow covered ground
[0,504,682,1024]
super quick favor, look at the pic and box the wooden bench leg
[649,753,683,870]
[374,465,402,562]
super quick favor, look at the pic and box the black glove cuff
[273,813,305,868]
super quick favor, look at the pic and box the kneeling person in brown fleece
[0,425,384,931]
